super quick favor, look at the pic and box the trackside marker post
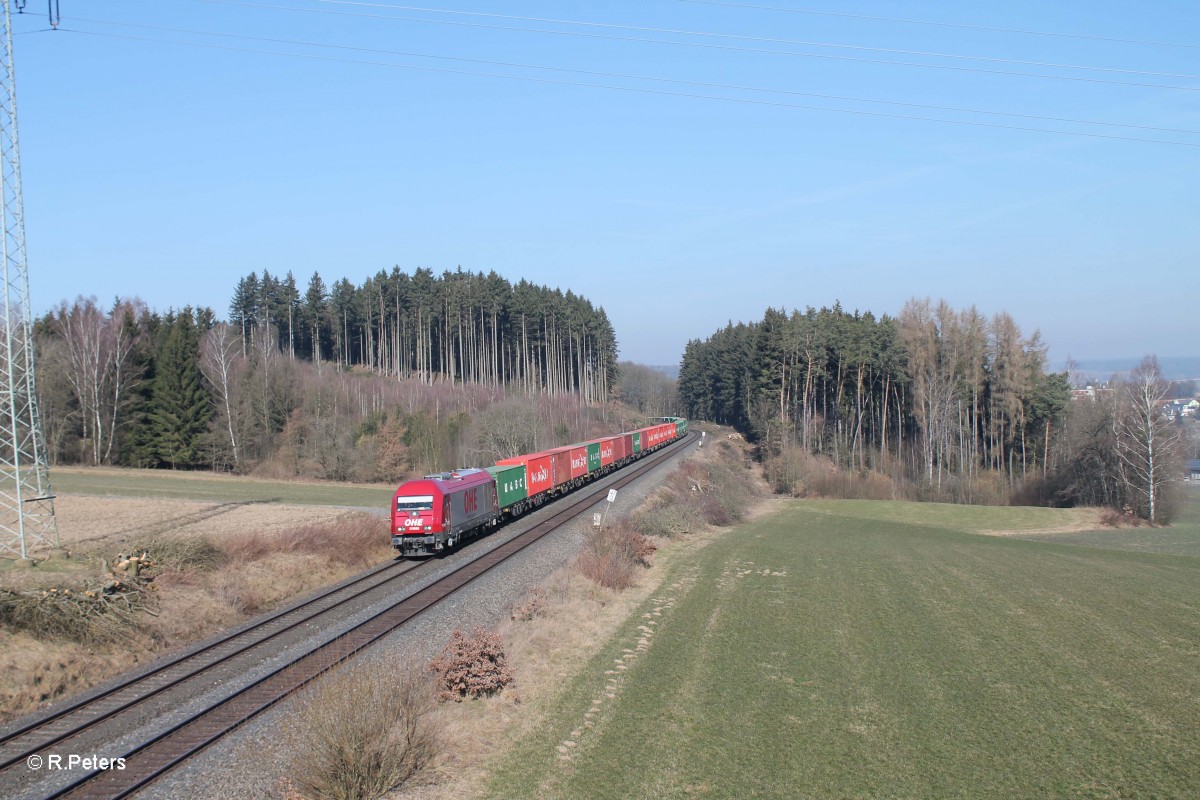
[600,489,617,532]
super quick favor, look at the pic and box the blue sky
[12,0,1199,367]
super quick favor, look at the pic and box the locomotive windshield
[395,495,434,512]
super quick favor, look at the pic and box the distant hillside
[647,364,679,380]
[1059,356,1200,382]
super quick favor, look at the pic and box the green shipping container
[587,442,602,473]
[486,464,528,509]
[632,432,642,453]
[675,418,688,435]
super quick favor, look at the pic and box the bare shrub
[697,493,732,526]
[511,587,548,622]
[633,502,698,539]
[285,662,439,800]
[577,521,656,591]
[576,546,635,591]
[666,455,758,526]
[1099,506,1148,528]
[429,627,514,701]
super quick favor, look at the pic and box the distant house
[1189,460,1200,482]
[1163,399,1199,420]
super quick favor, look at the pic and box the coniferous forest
[228,268,617,401]
[33,268,621,480]
[679,298,1188,521]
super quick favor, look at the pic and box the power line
[667,0,1200,51]
[62,27,1200,148]
[68,17,1200,137]
[298,0,1200,80]
[193,0,1200,93]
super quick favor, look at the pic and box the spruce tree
[146,309,213,468]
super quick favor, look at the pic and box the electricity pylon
[0,0,58,559]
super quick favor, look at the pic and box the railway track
[0,557,425,781]
[5,432,695,800]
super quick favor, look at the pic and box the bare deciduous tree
[616,362,679,417]
[200,323,244,468]
[1114,356,1181,524]
[473,399,540,461]
[52,298,145,465]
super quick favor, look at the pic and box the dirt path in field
[975,507,1107,537]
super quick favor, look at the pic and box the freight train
[391,418,688,557]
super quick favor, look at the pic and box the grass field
[487,500,1200,800]
[1015,488,1200,557]
[50,466,395,509]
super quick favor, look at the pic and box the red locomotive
[391,469,499,557]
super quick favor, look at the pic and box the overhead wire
[59,26,1200,148]
[192,0,1200,93]
[67,16,1200,137]
[296,0,1200,80]
[666,0,1200,51]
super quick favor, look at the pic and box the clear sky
[11,0,1199,367]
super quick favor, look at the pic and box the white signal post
[599,488,618,532]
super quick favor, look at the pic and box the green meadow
[1014,488,1200,557]
[489,498,1200,799]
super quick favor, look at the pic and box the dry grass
[48,493,358,552]
[0,629,131,719]
[220,515,391,570]
[0,508,393,723]
[510,587,548,623]
[283,662,440,800]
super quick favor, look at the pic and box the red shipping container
[597,436,616,467]
[496,453,555,496]
[642,426,658,448]
[619,433,633,460]
[565,445,589,479]
[650,424,670,447]
[539,447,573,489]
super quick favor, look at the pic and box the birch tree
[200,323,244,468]
[1114,356,1181,523]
